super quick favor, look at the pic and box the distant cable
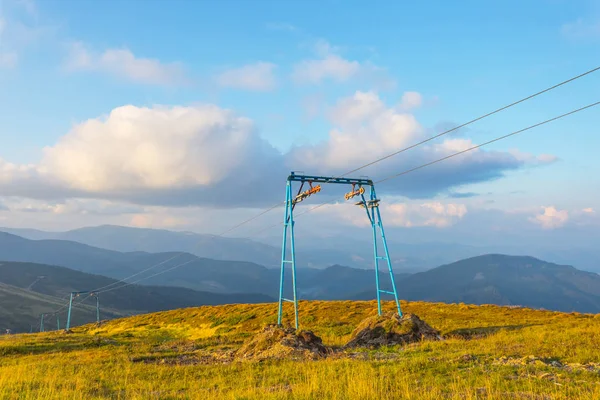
[97,259,197,294]
[89,255,187,293]
[339,66,600,177]
[245,101,600,238]
[220,65,600,236]
[217,202,286,237]
[374,101,599,184]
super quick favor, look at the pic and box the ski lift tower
[65,291,100,331]
[278,172,402,329]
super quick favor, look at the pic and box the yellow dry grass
[1,300,600,399]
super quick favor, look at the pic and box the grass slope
[1,300,599,399]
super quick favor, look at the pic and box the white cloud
[288,91,549,198]
[0,104,286,207]
[293,54,360,84]
[313,201,467,228]
[530,206,569,229]
[65,42,187,86]
[562,18,600,39]
[327,91,386,127]
[583,207,595,214]
[385,202,468,228]
[0,158,37,183]
[41,104,278,193]
[508,149,558,165]
[292,39,393,88]
[398,91,423,111]
[301,91,421,170]
[216,62,277,91]
[2,197,145,216]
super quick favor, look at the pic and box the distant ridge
[354,254,600,313]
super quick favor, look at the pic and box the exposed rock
[235,325,330,361]
[345,313,442,348]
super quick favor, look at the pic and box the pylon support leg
[365,186,403,318]
[66,292,74,330]
[278,181,299,329]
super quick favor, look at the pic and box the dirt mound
[236,325,330,361]
[345,313,442,348]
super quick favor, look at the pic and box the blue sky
[0,0,599,249]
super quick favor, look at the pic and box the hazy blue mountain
[4,229,600,313]
[0,225,435,270]
[0,261,274,333]
[0,232,403,299]
[354,254,600,313]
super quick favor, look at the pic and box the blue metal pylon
[65,291,100,330]
[95,293,100,324]
[66,292,74,330]
[277,172,403,329]
[278,179,299,329]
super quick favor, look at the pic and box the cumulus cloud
[292,39,394,88]
[289,91,552,198]
[65,42,187,86]
[530,206,569,229]
[216,62,277,91]
[0,104,286,207]
[583,207,595,214]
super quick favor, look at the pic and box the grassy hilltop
[1,300,600,399]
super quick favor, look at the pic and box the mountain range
[1,225,600,333]
[356,254,600,313]
[0,231,402,298]
[0,225,475,272]
[4,224,599,274]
